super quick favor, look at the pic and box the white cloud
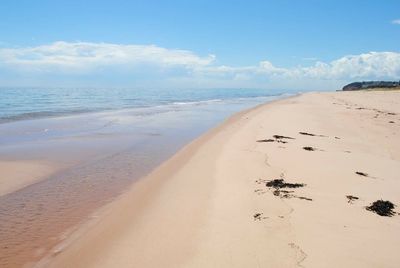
[299,52,400,79]
[194,52,400,81]
[0,41,215,72]
[0,41,399,89]
[392,19,400,25]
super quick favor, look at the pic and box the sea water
[0,87,291,123]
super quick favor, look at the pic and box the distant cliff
[342,81,400,91]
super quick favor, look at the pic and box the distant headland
[342,81,400,91]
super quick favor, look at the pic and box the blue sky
[0,0,399,90]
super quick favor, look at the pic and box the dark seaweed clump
[355,171,368,177]
[303,146,316,151]
[366,200,396,217]
[266,179,305,189]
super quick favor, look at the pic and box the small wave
[0,109,96,124]
[0,88,290,124]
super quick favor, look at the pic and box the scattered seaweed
[303,146,316,151]
[266,179,305,189]
[257,139,275,143]
[299,132,316,136]
[346,195,359,203]
[253,213,262,220]
[387,112,396,115]
[334,136,340,139]
[257,134,294,144]
[299,131,328,138]
[389,121,395,124]
[297,196,313,201]
[366,200,396,217]
[355,171,368,177]
[265,178,311,201]
[273,135,295,140]
[273,189,312,201]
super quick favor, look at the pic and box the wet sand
[0,97,278,267]
[43,91,400,268]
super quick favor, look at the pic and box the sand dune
[41,91,400,268]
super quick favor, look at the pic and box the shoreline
[0,94,284,197]
[41,90,400,267]
[36,92,289,267]
[0,94,286,267]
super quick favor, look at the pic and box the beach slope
[43,91,400,268]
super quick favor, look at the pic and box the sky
[0,0,399,90]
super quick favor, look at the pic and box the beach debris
[346,195,359,203]
[387,112,396,115]
[253,213,268,221]
[299,132,327,137]
[297,196,313,201]
[299,132,316,136]
[366,200,396,217]
[303,146,316,151]
[334,136,341,139]
[253,213,263,220]
[266,179,305,189]
[257,139,276,143]
[389,121,395,123]
[257,134,294,144]
[355,171,368,177]
[266,179,311,201]
[273,135,295,140]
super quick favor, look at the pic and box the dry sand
[40,91,400,268]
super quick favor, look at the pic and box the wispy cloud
[0,41,399,89]
[0,41,215,73]
[194,52,400,81]
[392,19,400,25]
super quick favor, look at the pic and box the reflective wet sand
[0,97,279,267]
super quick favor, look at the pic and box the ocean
[0,87,291,124]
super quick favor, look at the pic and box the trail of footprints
[253,130,397,221]
[333,98,399,125]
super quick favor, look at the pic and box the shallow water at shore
[0,94,286,267]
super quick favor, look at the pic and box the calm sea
[0,87,292,123]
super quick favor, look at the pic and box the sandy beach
[34,90,400,268]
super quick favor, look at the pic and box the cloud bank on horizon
[0,41,399,90]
